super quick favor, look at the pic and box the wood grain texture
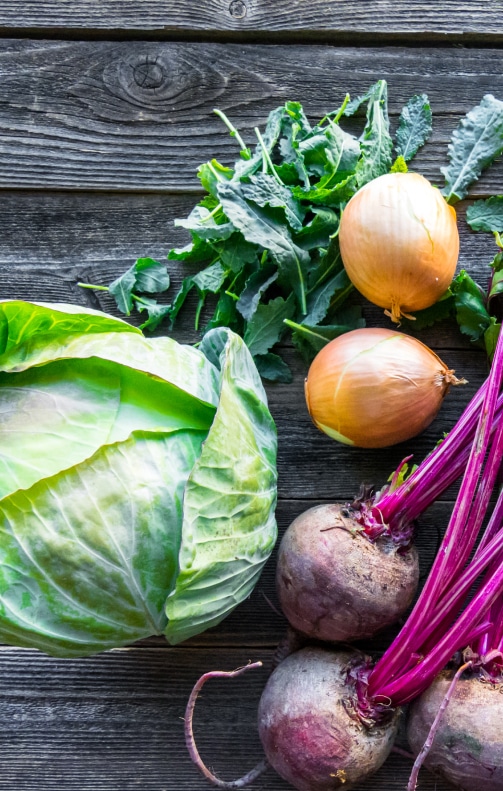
[0,12,498,791]
[0,0,499,41]
[0,645,451,791]
[0,41,501,191]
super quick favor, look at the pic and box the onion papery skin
[305,327,458,448]
[407,669,503,791]
[339,172,459,322]
[258,647,400,791]
[276,504,419,643]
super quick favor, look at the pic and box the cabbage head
[0,301,277,656]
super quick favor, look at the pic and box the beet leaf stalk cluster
[365,322,503,712]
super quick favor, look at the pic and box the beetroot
[407,669,503,791]
[276,504,419,642]
[258,646,400,791]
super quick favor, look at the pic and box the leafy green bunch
[454,198,503,358]
[81,84,503,379]
[82,81,434,381]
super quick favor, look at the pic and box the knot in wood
[133,59,164,90]
[229,0,247,19]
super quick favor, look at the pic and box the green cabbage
[0,301,277,656]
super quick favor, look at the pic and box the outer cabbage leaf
[0,430,204,657]
[0,308,220,411]
[0,299,139,357]
[164,328,278,644]
[0,300,220,496]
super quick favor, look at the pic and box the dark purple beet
[258,646,400,791]
[276,504,419,643]
[407,669,503,790]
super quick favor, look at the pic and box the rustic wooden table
[1,3,502,790]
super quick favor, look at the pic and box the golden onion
[305,328,463,448]
[339,172,459,323]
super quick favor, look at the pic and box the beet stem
[184,661,269,789]
[368,326,503,698]
[398,524,503,660]
[474,484,503,658]
[378,552,503,703]
[406,660,472,791]
[475,478,503,558]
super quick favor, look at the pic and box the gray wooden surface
[1,4,501,790]
[0,1,502,40]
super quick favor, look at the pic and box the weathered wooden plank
[0,0,498,43]
[0,42,501,191]
[0,645,451,791]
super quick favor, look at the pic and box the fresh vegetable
[395,95,503,347]
[298,324,462,638]
[401,240,503,359]
[184,661,269,789]
[176,86,503,789]
[367,323,503,707]
[184,647,399,791]
[80,80,415,380]
[458,200,503,356]
[276,504,419,643]
[405,461,503,788]
[276,357,499,643]
[339,172,459,323]
[407,667,503,790]
[0,300,277,657]
[257,647,400,791]
[75,83,428,379]
[367,325,503,790]
[441,94,503,205]
[304,327,463,448]
[276,504,419,642]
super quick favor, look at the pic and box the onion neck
[384,299,415,324]
[439,367,467,389]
